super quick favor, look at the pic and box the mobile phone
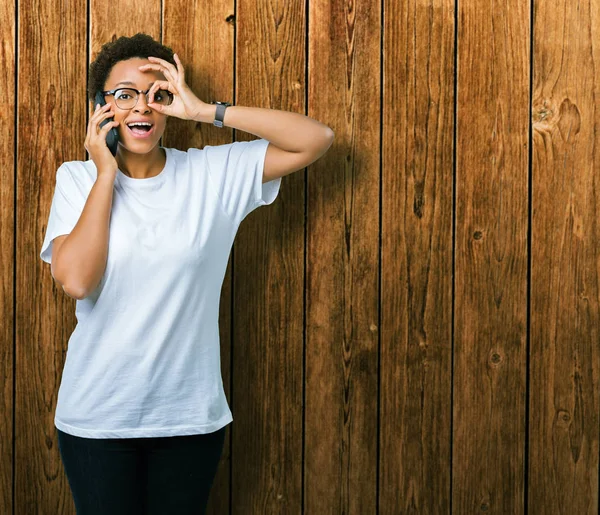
[94,91,119,156]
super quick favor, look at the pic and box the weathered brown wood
[304,0,380,513]
[13,0,600,513]
[230,1,305,513]
[529,0,600,512]
[452,0,530,512]
[380,0,455,512]
[1,0,15,512]
[62,3,160,515]
[162,0,239,512]
[23,0,87,512]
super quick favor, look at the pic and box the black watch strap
[212,101,231,128]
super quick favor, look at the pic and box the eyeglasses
[101,87,174,110]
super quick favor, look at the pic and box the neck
[116,146,166,179]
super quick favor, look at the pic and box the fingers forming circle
[148,80,174,104]
[140,55,189,111]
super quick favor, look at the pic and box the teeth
[128,122,152,127]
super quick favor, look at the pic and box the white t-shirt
[39,138,281,439]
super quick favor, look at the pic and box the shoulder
[55,159,97,196]
[187,139,268,163]
[59,159,96,178]
[162,145,207,165]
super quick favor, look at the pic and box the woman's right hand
[85,102,119,178]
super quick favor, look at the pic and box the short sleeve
[39,164,87,264]
[204,138,281,226]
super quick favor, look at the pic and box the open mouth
[126,123,155,138]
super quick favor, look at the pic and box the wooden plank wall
[2,0,598,513]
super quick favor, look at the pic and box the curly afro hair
[87,33,176,103]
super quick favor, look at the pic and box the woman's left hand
[138,54,211,122]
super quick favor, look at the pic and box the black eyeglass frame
[100,87,174,109]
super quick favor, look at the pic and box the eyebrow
[114,81,155,87]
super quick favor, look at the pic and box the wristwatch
[210,101,231,128]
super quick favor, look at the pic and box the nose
[133,92,152,113]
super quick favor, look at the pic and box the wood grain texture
[529,0,600,512]
[452,0,530,512]
[10,0,600,513]
[231,0,305,513]
[305,0,380,513]
[381,0,455,512]
[21,0,88,512]
[162,0,239,512]
[1,0,15,513]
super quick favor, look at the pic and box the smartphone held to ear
[95,91,119,156]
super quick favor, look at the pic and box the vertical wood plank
[305,0,380,512]
[1,0,15,512]
[77,4,160,515]
[24,0,87,512]
[453,0,530,512]
[231,0,305,512]
[380,0,455,512]
[530,0,600,512]
[162,1,237,512]
[90,2,161,73]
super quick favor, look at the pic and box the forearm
[54,174,115,299]
[196,104,334,153]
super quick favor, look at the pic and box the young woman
[40,33,333,514]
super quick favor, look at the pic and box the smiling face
[102,57,168,153]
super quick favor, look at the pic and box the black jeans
[56,426,227,515]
